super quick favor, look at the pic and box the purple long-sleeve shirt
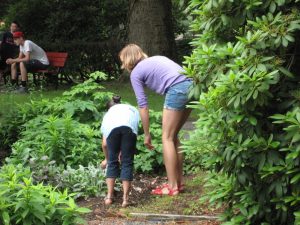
[130,56,189,107]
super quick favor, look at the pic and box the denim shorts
[164,80,192,111]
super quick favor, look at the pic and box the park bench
[32,52,69,88]
[2,52,69,87]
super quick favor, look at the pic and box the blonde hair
[119,44,148,71]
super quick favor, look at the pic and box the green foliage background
[3,0,127,42]
[184,0,300,224]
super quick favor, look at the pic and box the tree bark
[128,0,177,61]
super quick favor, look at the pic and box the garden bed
[78,173,222,225]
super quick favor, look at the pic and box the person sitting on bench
[0,21,20,83]
[6,31,49,93]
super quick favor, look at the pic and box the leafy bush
[135,111,164,173]
[0,164,90,225]
[184,0,300,224]
[18,155,107,200]
[1,72,111,150]
[8,115,100,167]
[0,97,51,152]
[56,164,107,199]
[29,158,108,199]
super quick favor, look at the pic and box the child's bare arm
[101,137,108,169]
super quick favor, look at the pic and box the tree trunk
[128,0,177,61]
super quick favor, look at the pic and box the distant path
[182,118,196,131]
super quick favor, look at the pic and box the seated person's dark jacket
[0,32,19,69]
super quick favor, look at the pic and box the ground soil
[78,173,222,225]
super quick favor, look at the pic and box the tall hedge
[4,0,127,42]
[184,0,300,224]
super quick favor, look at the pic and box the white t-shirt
[101,104,140,138]
[20,40,49,65]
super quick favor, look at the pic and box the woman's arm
[139,107,154,150]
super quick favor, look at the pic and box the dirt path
[78,174,220,225]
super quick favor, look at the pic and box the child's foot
[104,196,113,205]
[122,196,130,207]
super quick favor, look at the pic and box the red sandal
[151,186,179,196]
[152,183,185,193]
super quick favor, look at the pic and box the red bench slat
[46,52,68,68]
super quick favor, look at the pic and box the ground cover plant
[184,0,300,224]
[0,164,90,225]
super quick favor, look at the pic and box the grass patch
[0,80,197,121]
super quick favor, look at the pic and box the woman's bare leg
[162,108,188,191]
[174,108,192,187]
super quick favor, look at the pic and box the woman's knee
[162,130,177,141]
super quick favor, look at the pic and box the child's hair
[119,44,148,72]
[106,95,121,110]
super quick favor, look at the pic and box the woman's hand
[138,107,154,150]
[144,133,154,150]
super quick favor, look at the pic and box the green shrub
[184,0,300,224]
[135,111,164,173]
[14,155,107,200]
[1,72,111,151]
[8,115,100,167]
[0,164,90,225]
[0,97,51,152]
[56,164,107,199]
